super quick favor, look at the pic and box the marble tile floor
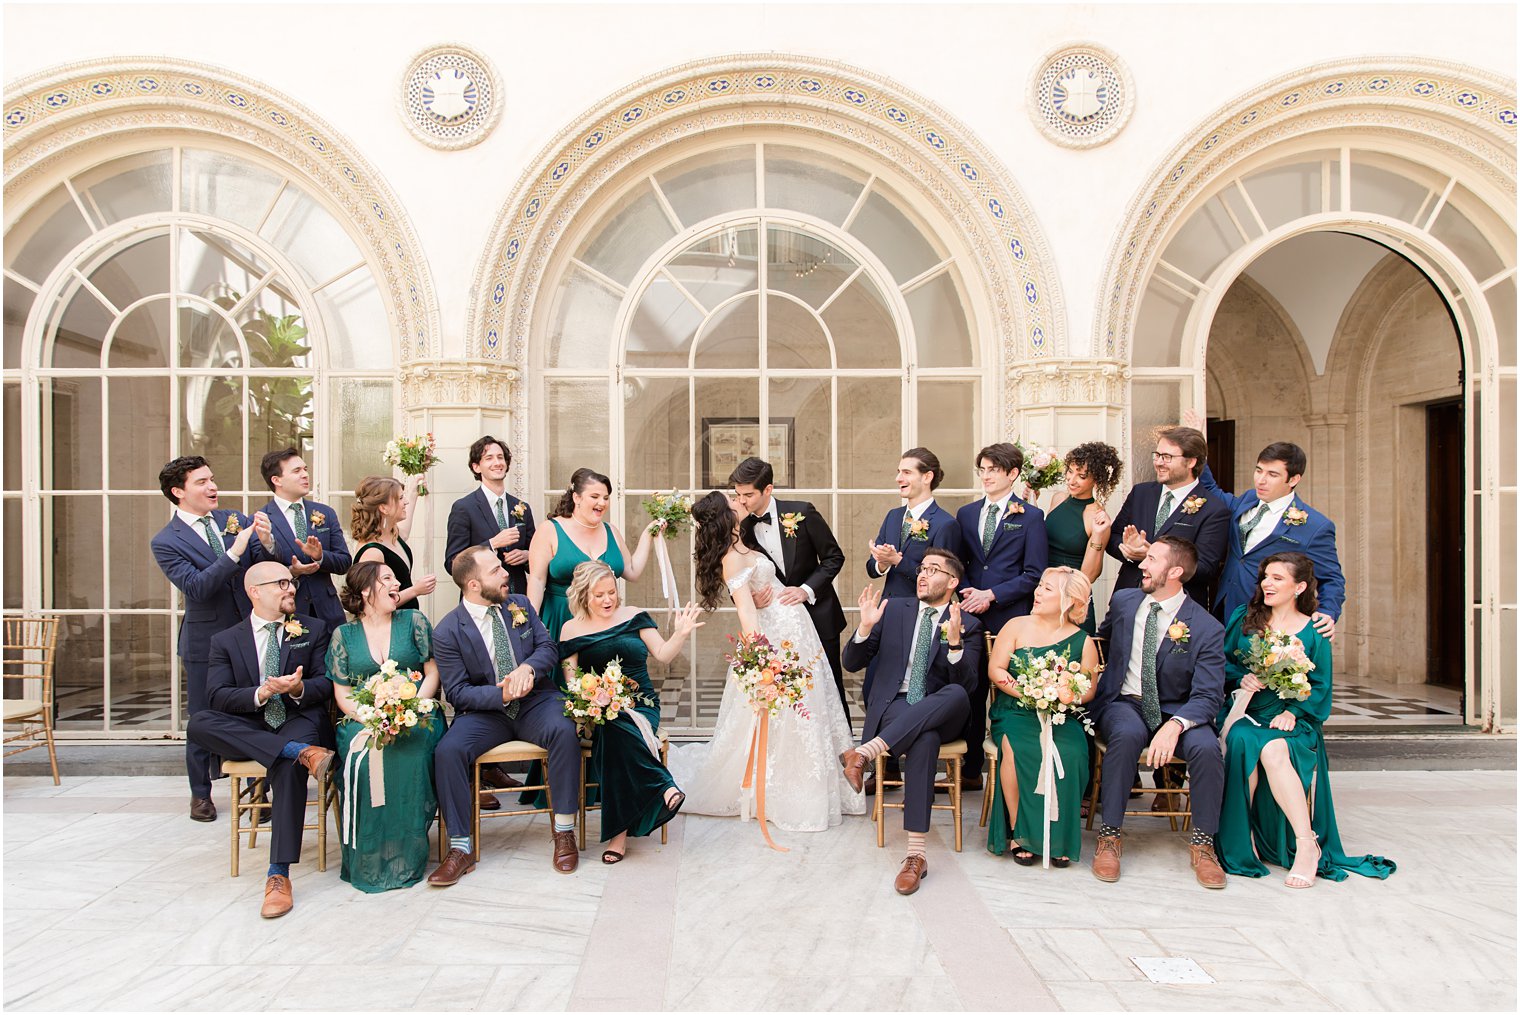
[3,771,1514,1012]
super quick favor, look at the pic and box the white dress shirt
[481,484,511,528]
[461,597,509,673]
[851,600,964,692]
[880,498,936,577]
[753,497,817,604]
[1241,491,1295,553]
[176,507,239,558]
[1121,588,1192,729]
[978,491,1014,545]
[1153,478,1200,529]
[272,493,307,532]
[250,611,302,705]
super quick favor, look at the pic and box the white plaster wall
[5,2,1513,359]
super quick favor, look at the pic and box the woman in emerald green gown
[1040,443,1122,635]
[986,567,1100,864]
[1217,552,1396,887]
[558,561,700,862]
[326,560,446,892]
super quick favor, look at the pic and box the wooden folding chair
[3,617,61,784]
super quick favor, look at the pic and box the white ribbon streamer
[341,728,387,846]
[625,707,662,759]
[654,537,681,609]
[1218,688,1258,758]
[1034,711,1066,870]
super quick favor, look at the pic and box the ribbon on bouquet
[625,707,662,759]
[341,727,388,846]
[1034,711,1065,870]
[741,708,788,852]
[1218,688,1260,759]
[654,537,682,610]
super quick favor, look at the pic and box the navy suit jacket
[1094,588,1225,729]
[150,510,253,663]
[740,499,847,636]
[444,487,536,594]
[955,495,1048,633]
[1105,480,1231,608]
[842,598,982,742]
[204,613,333,718]
[252,499,351,629]
[867,501,964,601]
[1196,465,1346,622]
[432,597,559,714]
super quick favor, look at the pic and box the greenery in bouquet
[383,433,441,496]
[1235,629,1316,702]
[563,657,646,734]
[351,658,436,747]
[726,632,814,719]
[642,490,694,539]
[1014,438,1065,493]
[1008,647,1094,732]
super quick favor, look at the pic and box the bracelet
[1089,541,1105,551]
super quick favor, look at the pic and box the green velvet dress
[560,612,679,842]
[1215,605,1396,882]
[986,629,1092,860]
[326,610,446,893]
[1045,496,1097,634]
[541,519,626,640]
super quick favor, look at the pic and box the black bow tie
[755,512,773,526]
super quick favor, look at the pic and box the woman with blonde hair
[351,475,436,610]
[986,566,1101,865]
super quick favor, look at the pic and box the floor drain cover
[1131,957,1214,984]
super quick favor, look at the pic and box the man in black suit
[444,435,536,595]
[186,561,335,918]
[730,457,851,722]
[840,548,982,895]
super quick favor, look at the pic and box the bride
[666,492,865,831]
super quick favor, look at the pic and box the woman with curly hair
[1043,442,1122,634]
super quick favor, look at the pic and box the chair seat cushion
[3,699,45,722]
[221,759,267,776]
[477,740,549,764]
[938,739,968,758]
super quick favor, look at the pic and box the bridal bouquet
[1014,438,1065,494]
[727,632,813,719]
[642,490,694,539]
[563,657,641,734]
[383,433,440,496]
[351,658,436,748]
[1235,629,1316,702]
[1007,648,1094,732]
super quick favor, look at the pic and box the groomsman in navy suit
[252,448,351,631]
[1091,536,1227,889]
[429,546,579,887]
[1105,426,1230,608]
[954,442,1047,790]
[841,548,982,895]
[444,435,536,595]
[187,560,334,918]
[150,455,267,821]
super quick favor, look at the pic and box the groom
[840,548,981,895]
[731,457,851,722]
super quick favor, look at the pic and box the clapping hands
[290,534,324,576]
[1120,524,1149,561]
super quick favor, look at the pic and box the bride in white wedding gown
[666,492,865,832]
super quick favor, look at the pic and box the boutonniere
[221,515,241,536]
[512,502,528,520]
[907,517,930,541]
[779,512,805,538]
[1004,501,1025,517]
[939,621,952,640]
[507,602,528,627]
[1166,620,1190,648]
[308,510,327,529]
[1284,505,1308,526]
[1180,496,1208,515]
[283,617,307,639]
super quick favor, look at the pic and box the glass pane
[51,282,114,368]
[694,378,760,490]
[576,181,676,287]
[1162,194,1239,283]
[1431,187,1506,284]
[53,616,104,730]
[693,294,759,369]
[763,146,869,224]
[824,274,900,369]
[620,501,691,616]
[2,499,19,608]
[108,377,170,493]
[2,384,18,492]
[311,269,389,369]
[838,377,903,488]
[76,149,173,225]
[108,297,171,369]
[110,497,172,610]
[623,377,690,492]
[178,228,275,305]
[766,295,830,370]
[110,613,173,731]
[1488,277,1516,369]
[655,146,755,227]
[1501,375,1516,490]
[1130,379,1184,486]
[329,378,389,495]
[1350,162,1429,223]
[907,271,974,368]
[691,607,742,729]
[179,375,243,482]
[1133,279,1192,368]
[89,231,170,323]
[1244,159,1322,230]
[259,185,362,287]
[181,148,284,231]
[549,266,621,369]
[639,607,690,728]
[767,227,858,309]
[668,228,759,312]
[546,379,611,490]
[847,187,940,284]
[4,276,35,370]
[917,380,979,489]
[6,185,93,283]
[177,299,242,370]
[50,496,104,608]
[45,377,98,490]
[625,273,701,368]
[769,377,831,488]
[837,489,901,593]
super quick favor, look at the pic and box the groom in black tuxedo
[731,457,851,722]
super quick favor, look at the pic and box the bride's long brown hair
[692,491,739,610]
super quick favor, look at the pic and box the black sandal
[601,849,625,864]
[1012,848,1040,866]
[657,788,686,825]
[1051,856,1071,869]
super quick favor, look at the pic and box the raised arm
[395,474,422,541]
[641,604,705,664]
[616,521,662,583]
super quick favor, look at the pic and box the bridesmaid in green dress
[350,475,436,611]
[558,561,700,862]
[1217,552,1396,887]
[326,560,446,892]
[1040,443,1122,635]
[986,567,1101,864]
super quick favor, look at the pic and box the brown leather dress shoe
[1092,833,1123,882]
[894,854,928,895]
[839,749,866,793]
[295,746,335,782]
[552,830,579,873]
[479,792,502,811]
[428,848,476,887]
[959,774,983,793]
[480,766,523,790]
[1189,841,1227,889]
[261,874,293,918]
[190,796,217,822]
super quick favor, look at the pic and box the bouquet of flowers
[351,658,436,748]
[642,490,694,539]
[383,433,441,496]
[727,632,814,719]
[1007,648,1094,732]
[562,657,641,734]
[1014,438,1065,494]
[1235,629,1316,702]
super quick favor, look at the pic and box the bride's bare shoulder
[721,548,753,576]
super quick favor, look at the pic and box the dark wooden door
[1206,418,1237,492]
[1426,399,1465,687]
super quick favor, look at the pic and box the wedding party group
[149,421,1394,919]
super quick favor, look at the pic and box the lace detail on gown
[666,555,865,831]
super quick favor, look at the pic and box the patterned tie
[489,605,520,719]
[1154,490,1175,533]
[980,501,1000,553]
[494,496,509,529]
[1238,502,1270,548]
[199,517,225,558]
[1139,602,1163,733]
[262,622,286,729]
[900,510,913,543]
[290,503,308,540]
[906,606,937,705]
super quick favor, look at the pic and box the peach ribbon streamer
[341,728,387,846]
[741,709,789,852]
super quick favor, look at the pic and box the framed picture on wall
[701,417,795,489]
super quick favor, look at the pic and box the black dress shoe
[190,797,217,822]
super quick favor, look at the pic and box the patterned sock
[856,737,889,762]
[1098,824,1123,839]
[553,814,577,834]
[1187,829,1214,847]
[906,832,927,859]
[267,862,290,878]
[278,741,309,760]
[449,835,472,854]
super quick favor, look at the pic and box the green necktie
[1238,502,1270,548]
[199,517,225,558]
[906,606,936,705]
[290,503,308,540]
[1154,490,1175,533]
[489,605,520,719]
[1139,602,1163,733]
[494,496,509,529]
[900,510,913,543]
[262,622,286,729]
[980,501,1000,553]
